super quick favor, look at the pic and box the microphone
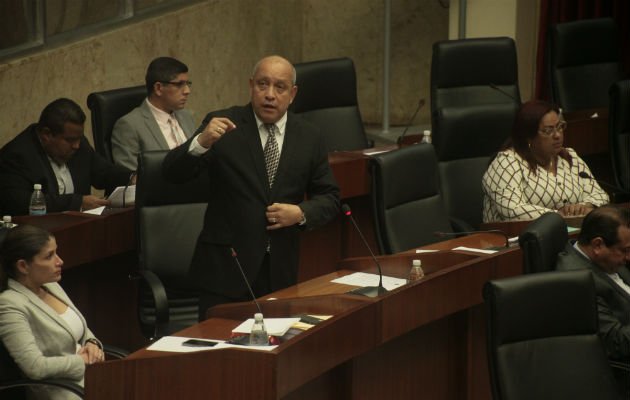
[489,83,518,102]
[397,98,426,145]
[230,247,263,315]
[578,171,630,195]
[342,204,387,297]
[434,230,510,248]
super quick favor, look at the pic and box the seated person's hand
[558,203,594,217]
[82,195,110,211]
[78,342,104,365]
[197,117,236,148]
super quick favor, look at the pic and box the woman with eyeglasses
[0,224,104,399]
[482,100,609,222]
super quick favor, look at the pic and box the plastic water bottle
[1,216,13,228]
[408,259,424,282]
[421,130,432,144]
[249,313,269,346]
[29,184,46,216]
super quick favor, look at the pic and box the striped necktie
[263,124,280,187]
[167,118,181,147]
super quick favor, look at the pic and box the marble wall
[0,0,448,147]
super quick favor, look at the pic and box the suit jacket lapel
[240,105,270,201]
[31,127,61,195]
[174,110,194,139]
[8,280,78,340]
[140,101,170,148]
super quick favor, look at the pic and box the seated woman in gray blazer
[0,224,104,399]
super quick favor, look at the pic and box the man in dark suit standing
[163,55,340,319]
[0,98,132,215]
[557,206,630,359]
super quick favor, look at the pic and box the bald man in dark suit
[163,56,339,320]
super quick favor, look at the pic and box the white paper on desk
[82,206,105,215]
[147,336,225,353]
[331,272,407,291]
[232,318,300,337]
[363,149,392,156]
[147,336,278,352]
[107,185,136,208]
[452,246,497,255]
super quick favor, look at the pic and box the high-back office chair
[431,37,521,229]
[87,85,146,162]
[290,57,371,151]
[135,150,209,339]
[483,270,621,400]
[609,80,630,196]
[371,144,452,254]
[518,212,568,274]
[548,18,625,113]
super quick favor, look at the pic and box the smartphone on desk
[181,339,219,347]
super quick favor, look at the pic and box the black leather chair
[0,340,84,398]
[371,144,452,254]
[431,37,521,229]
[518,212,568,274]
[438,156,490,230]
[608,80,630,199]
[0,331,127,399]
[135,150,209,339]
[290,57,371,152]
[483,270,621,400]
[87,85,146,162]
[548,18,625,112]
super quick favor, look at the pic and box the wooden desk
[85,234,521,400]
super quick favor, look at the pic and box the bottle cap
[423,130,431,135]
[412,259,421,266]
[33,183,42,190]
[254,313,263,321]
[2,216,11,223]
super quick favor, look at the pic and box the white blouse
[482,147,609,222]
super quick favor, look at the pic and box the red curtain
[535,0,630,99]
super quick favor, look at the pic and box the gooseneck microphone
[434,229,510,248]
[578,171,630,194]
[230,247,263,315]
[341,204,388,298]
[397,98,426,145]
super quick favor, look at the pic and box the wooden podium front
[85,234,522,400]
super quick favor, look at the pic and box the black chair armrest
[138,269,170,339]
[0,379,84,397]
[103,345,129,360]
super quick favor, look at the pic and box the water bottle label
[29,209,46,216]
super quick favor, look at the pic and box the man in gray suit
[111,57,196,170]
[557,206,630,360]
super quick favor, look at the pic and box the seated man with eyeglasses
[481,100,608,222]
[0,98,133,215]
[556,206,630,365]
[111,56,196,170]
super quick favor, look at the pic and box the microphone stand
[343,205,388,298]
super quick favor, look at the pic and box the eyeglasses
[538,120,567,136]
[159,80,192,89]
